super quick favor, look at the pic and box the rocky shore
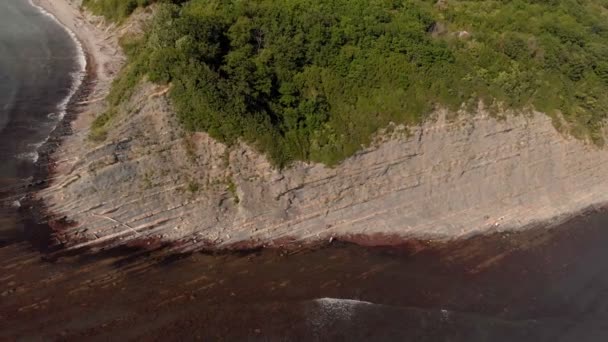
[34,0,608,254]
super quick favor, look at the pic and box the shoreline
[28,0,87,123]
[22,0,113,251]
[31,0,110,85]
[21,0,97,252]
[28,0,89,183]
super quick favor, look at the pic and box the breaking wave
[18,0,87,163]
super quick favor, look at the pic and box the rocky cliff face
[37,0,608,252]
[40,80,608,252]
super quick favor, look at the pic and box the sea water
[0,0,83,243]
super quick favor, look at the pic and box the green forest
[85,0,608,166]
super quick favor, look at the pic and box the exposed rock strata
[37,0,608,252]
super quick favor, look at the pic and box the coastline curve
[27,0,87,163]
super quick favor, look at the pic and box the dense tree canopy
[88,0,608,166]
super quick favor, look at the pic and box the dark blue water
[0,0,80,243]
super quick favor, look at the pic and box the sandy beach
[33,0,122,82]
[32,0,123,138]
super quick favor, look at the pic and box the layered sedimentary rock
[40,80,608,251]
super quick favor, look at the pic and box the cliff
[36,0,608,252]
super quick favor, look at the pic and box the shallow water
[0,0,80,244]
[2,1,608,341]
[2,210,608,341]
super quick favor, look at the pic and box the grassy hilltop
[85,0,608,166]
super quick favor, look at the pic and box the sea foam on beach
[15,0,88,163]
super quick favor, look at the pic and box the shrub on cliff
[99,0,608,166]
[82,0,139,21]
[82,0,186,21]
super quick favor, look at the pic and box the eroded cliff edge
[36,0,608,252]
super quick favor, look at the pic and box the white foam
[314,297,374,307]
[308,297,373,330]
[17,151,40,163]
[25,0,87,163]
[29,1,87,119]
[16,140,46,163]
[440,308,451,322]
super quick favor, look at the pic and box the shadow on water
[2,205,608,340]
